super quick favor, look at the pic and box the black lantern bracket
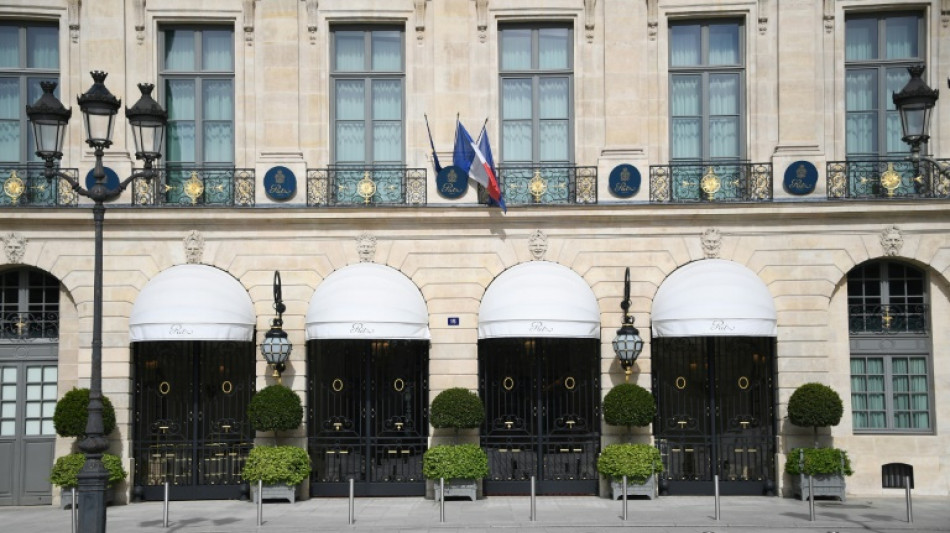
[261,270,292,382]
[892,64,949,182]
[612,267,645,381]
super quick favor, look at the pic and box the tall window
[331,27,404,165]
[499,24,573,165]
[848,261,932,432]
[669,20,744,161]
[160,27,234,166]
[0,22,58,163]
[845,13,923,159]
[1,268,59,341]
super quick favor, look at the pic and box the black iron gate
[307,339,428,496]
[652,337,776,495]
[132,341,255,500]
[479,338,600,495]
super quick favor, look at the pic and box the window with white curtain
[0,22,58,163]
[499,24,573,165]
[331,27,404,165]
[159,27,234,165]
[845,12,923,159]
[848,261,932,433]
[668,20,744,162]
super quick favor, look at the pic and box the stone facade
[1,0,948,503]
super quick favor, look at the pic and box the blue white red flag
[453,120,506,212]
[476,124,506,211]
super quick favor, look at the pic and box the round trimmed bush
[787,383,843,429]
[53,388,117,438]
[430,388,485,430]
[248,384,303,433]
[602,383,655,428]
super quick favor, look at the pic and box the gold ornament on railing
[183,171,204,205]
[529,169,547,202]
[3,170,25,204]
[358,171,376,204]
[879,163,901,197]
[701,166,721,200]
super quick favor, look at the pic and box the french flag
[453,120,507,213]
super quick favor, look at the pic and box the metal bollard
[713,474,720,521]
[530,476,536,521]
[70,487,77,533]
[905,476,913,523]
[439,478,445,523]
[621,475,628,521]
[808,474,815,521]
[163,481,170,528]
[349,478,355,525]
[256,479,263,527]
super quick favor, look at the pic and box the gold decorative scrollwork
[564,376,576,391]
[134,177,153,205]
[529,169,547,202]
[675,376,687,390]
[879,163,901,197]
[221,380,233,394]
[235,172,254,206]
[737,376,750,390]
[393,378,405,392]
[159,381,171,395]
[701,166,721,200]
[183,171,204,204]
[3,170,25,204]
[358,171,376,204]
[332,378,344,392]
[59,177,77,205]
[503,377,515,391]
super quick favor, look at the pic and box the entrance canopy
[651,259,777,337]
[479,261,600,339]
[305,263,430,340]
[129,264,256,342]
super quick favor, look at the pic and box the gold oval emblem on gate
[159,381,171,395]
[564,376,576,390]
[332,379,344,392]
[675,376,687,390]
[737,376,750,390]
[393,378,405,392]
[503,377,515,391]
[221,380,233,394]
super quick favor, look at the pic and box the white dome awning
[652,259,777,337]
[305,263,430,340]
[129,264,256,342]
[479,261,600,339]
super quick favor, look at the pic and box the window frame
[667,18,746,163]
[497,22,575,166]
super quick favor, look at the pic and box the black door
[132,341,255,500]
[652,337,776,495]
[308,339,428,496]
[479,338,600,495]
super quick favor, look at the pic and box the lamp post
[893,64,949,188]
[261,270,292,383]
[612,267,644,382]
[27,71,167,533]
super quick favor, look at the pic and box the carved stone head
[529,230,548,261]
[357,233,377,263]
[880,225,903,257]
[701,228,722,259]
[3,232,27,264]
[183,230,205,264]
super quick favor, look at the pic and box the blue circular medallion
[609,164,641,198]
[264,166,297,201]
[85,167,121,194]
[783,161,818,195]
[436,166,467,199]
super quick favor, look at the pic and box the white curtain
[0,79,19,161]
[0,27,16,67]
[502,79,532,161]
[27,26,57,69]
[202,80,233,162]
[335,32,364,71]
[371,31,401,71]
[164,30,195,71]
[165,79,195,162]
[708,24,739,65]
[539,28,569,69]
[885,16,918,59]
[845,19,876,61]
[709,74,738,158]
[846,70,877,155]
[335,80,365,162]
[202,30,233,70]
[372,80,401,162]
[671,76,700,159]
[501,29,531,70]
[670,25,700,67]
[539,78,568,161]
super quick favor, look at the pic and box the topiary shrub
[422,444,489,481]
[430,388,484,442]
[49,453,127,488]
[248,384,303,434]
[596,443,664,484]
[787,382,843,446]
[53,388,117,439]
[242,445,312,486]
[603,383,656,431]
[784,447,853,477]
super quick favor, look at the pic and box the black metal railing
[0,311,59,341]
[133,166,256,206]
[826,158,950,199]
[306,166,426,207]
[848,303,928,334]
[482,165,597,206]
[0,164,79,207]
[649,162,773,203]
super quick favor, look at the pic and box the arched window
[1,268,59,340]
[847,261,932,432]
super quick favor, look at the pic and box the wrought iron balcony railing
[306,166,426,207]
[0,164,79,207]
[826,158,950,200]
[649,162,773,203]
[848,304,927,335]
[133,167,256,207]
[485,166,597,206]
[1,311,59,341]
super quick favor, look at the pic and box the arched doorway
[0,268,60,506]
[129,265,257,500]
[477,262,601,495]
[306,263,430,496]
[651,259,778,495]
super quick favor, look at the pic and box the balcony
[0,164,79,207]
[848,303,928,335]
[488,166,597,206]
[649,162,772,203]
[306,166,426,207]
[133,167,256,207]
[826,159,950,200]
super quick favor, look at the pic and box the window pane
[202,30,233,71]
[885,16,918,59]
[335,32,365,71]
[0,79,19,161]
[0,27,18,68]
[0,421,13,436]
[671,76,701,116]
[709,74,738,115]
[539,121,568,161]
[539,78,568,119]
[846,113,877,156]
[26,26,58,69]
[502,79,532,120]
[373,122,401,162]
[165,30,195,71]
[167,123,195,162]
[539,28,569,69]
[25,420,39,435]
[203,122,233,162]
[502,121,531,162]
[846,70,877,111]
[335,122,365,162]
[709,117,739,158]
[371,31,401,71]
[203,80,233,120]
[846,18,877,61]
[671,25,701,66]
[372,80,401,120]
[671,118,701,159]
[336,80,364,120]
[885,68,909,112]
[709,24,739,65]
[501,29,531,70]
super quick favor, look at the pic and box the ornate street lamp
[26,71,166,533]
[612,267,644,382]
[892,64,939,161]
[261,270,292,383]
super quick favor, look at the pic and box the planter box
[610,474,657,500]
[791,474,846,502]
[61,487,114,509]
[433,479,478,502]
[250,483,297,504]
